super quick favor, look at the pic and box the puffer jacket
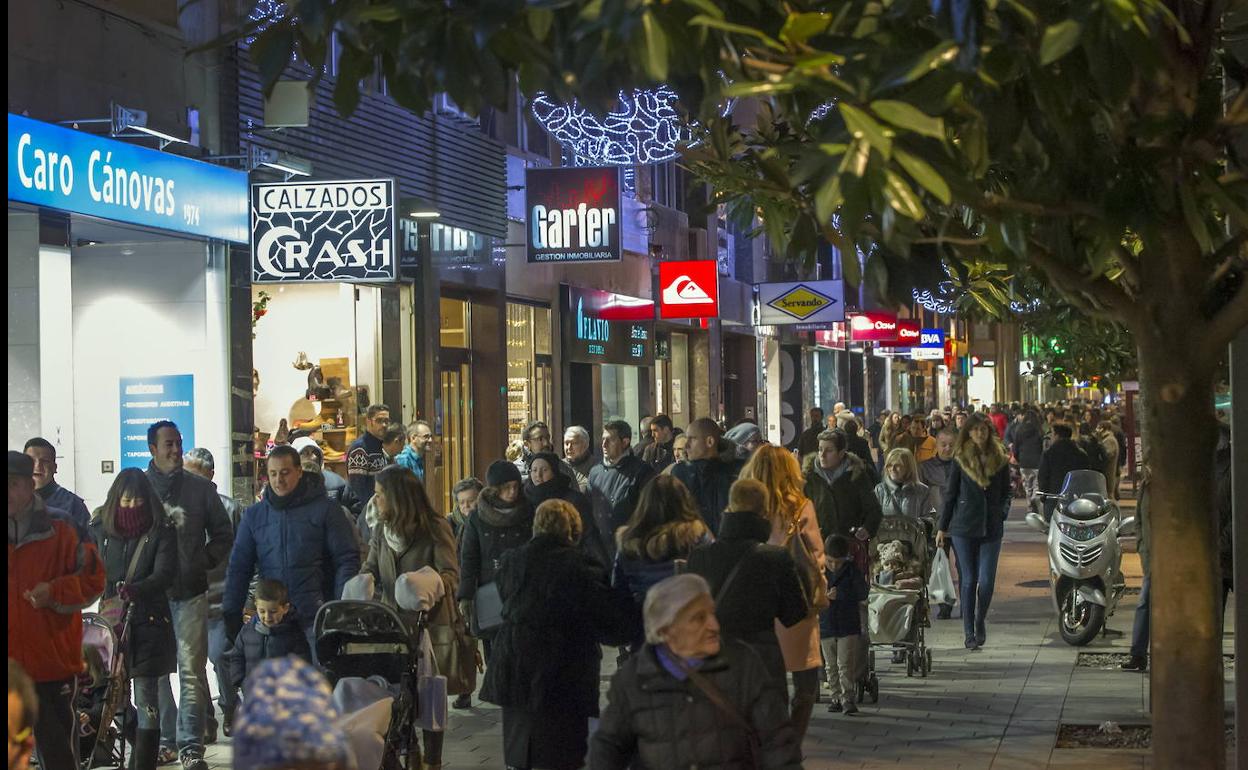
[588,453,657,563]
[9,495,106,682]
[92,508,179,678]
[146,463,234,601]
[612,519,713,605]
[456,490,533,601]
[223,472,361,636]
[874,479,936,520]
[669,438,746,536]
[802,452,883,541]
[225,613,312,689]
[323,469,362,517]
[590,640,802,770]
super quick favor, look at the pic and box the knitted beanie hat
[232,656,349,770]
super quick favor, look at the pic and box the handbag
[99,532,151,629]
[428,602,484,696]
[671,657,762,769]
[785,512,829,612]
[472,582,504,634]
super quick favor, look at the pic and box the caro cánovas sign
[526,166,621,263]
[251,179,397,283]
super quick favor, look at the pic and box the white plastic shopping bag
[416,623,448,732]
[929,548,957,606]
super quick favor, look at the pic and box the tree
[234,1,1247,764]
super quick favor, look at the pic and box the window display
[506,302,553,444]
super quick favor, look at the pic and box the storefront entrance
[438,349,473,515]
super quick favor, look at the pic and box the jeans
[33,677,78,770]
[950,536,1003,641]
[1130,574,1150,658]
[134,676,162,729]
[820,637,862,704]
[208,616,238,717]
[1020,468,1039,501]
[164,592,209,755]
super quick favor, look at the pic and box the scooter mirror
[1024,511,1048,533]
[1119,516,1137,537]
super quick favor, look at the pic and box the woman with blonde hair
[482,499,639,770]
[936,413,1013,650]
[738,445,827,745]
[875,448,937,520]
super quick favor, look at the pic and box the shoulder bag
[473,582,504,634]
[99,532,151,629]
[671,657,762,769]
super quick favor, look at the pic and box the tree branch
[1209,231,1248,284]
[1026,238,1137,325]
[1199,275,1248,365]
[980,194,1103,220]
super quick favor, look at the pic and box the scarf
[475,489,530,528]
[954,437,1009,489]
[383,524,408,555]
[655,644,706,681]
[114,503,152,539]
[146,461,184,505]
[265,473,324,511]
[525,473,571,507]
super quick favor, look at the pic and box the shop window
[506,303,553,444]
[440,297,470,348]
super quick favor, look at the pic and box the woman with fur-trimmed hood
[611,476,713,645]
[936,413,1013,651]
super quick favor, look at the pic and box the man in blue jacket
[24,436,90,529]
[223,446,360,655]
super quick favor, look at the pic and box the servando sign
[758,280,845,325]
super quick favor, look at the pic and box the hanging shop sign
[878,321,922,347]
[7,113,248,242]
[919,328,945,348]
[561,285,654,365]
[526,166,621,263]
[813,324,848,349]
[251,179,398,282]
[910,347,944,360]
[119,374,195,470]
[758,280,845,325]
[849,312,899,342]
[399,219,493,268]
[659,260,720,319]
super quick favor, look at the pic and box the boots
[131,728,160,770]
[789,693,817,743]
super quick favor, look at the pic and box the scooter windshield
[1059,470,1109,500]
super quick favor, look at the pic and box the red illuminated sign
[848,312,899,341]
[878,321,922,347]
[658,260,720,320]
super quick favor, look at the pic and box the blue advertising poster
[119,375,195,469]
[8,114,249,243]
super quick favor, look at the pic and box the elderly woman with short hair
[481,499,639,770]
[591,574,801,769]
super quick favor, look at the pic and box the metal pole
[1232,326,1247,770]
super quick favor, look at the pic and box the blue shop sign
[8,114,248,243]
[119,375,195,470]
[919,328,945,347]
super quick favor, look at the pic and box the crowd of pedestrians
[6,394,1232,770]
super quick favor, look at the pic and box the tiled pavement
[200,495,1235,768]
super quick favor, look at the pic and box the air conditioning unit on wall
[433,93,480,126]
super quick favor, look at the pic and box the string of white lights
[530,87,692,165]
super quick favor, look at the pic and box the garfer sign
[7,113,248,242]
[251,179,397,282]
[526,166,621,263]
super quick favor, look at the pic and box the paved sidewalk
[201,498,1235,769]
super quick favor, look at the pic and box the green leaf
[883,170,925,220]
[1039,20,1082,66]
[687,15,785,51]
[780,12,832,45]
[527,8,554,41]
[839,104,893,159]
[870,101,945,139]
[1178,183,1214,254]
[839,138,870,177]
[814,174,843,223]
[893,149,951,204]
[683,0,725,20]
[722,80,797,97]
[879,41,959,91]
[345,4,402,23]
[640,12,669,81]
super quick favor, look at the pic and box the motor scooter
[1025,470,1137,645]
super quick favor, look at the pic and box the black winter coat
[524,474,608,567]
[1037,439,1092,502]
[226,614,311,689]
[818,561,869,637]
[146,463,234,601]
[91,514,178,678]
[938,460,1012,541]
[456,491,533,601]
[1011,422,1045,468]
[802,452,883,541]
[669,439,745,536]
[686,511,807,682]
[481,534,639,717]
[590,640,802,770]
[588,454,657,562]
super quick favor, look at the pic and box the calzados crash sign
[251,179,398,283]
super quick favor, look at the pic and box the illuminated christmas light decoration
[530,87,693,165]
[913,285,961,314]
[809,100,836,123]
[246,0,285,45]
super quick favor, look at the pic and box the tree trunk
[1136,334,1225,768]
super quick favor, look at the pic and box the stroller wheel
[925,649,933,672]
[868,675,880,704]
[905,653,914,678]
[917,650,928,678]
[856,681,866,704]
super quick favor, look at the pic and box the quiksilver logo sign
[251,179,397,283]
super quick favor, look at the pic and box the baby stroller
[78,610,133,769]
[859,516,934,700]
[315,570,441,770]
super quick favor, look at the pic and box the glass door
[438,354,473,515]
